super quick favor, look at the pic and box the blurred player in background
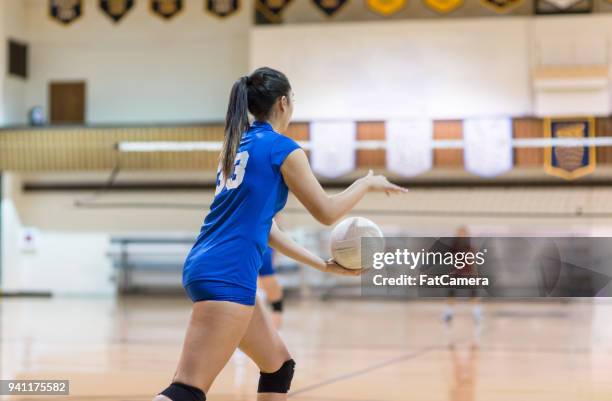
[258,247,284,329]
[443,226,483,346]
[449,345,478,401]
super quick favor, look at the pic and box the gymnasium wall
[250,15,612,120]
[253,18,531,120]
[0,0,28,126]
[22,0,252,124]
[3,4,612,124]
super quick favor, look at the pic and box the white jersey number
[215,151,249,195]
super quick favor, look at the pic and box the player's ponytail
[221,76,250,179]
[221,68,292,179]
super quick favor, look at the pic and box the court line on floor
[288,345,440,397]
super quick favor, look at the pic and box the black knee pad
[270,299,284,312]
[160,382,205,401]
[258,359,296,393]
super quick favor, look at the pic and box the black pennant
[49,0,83,25]
[311,0,348,16]
[480,0,522,12]
[100,0,135,23]
[256,0,292,21]
[206,0,240,17]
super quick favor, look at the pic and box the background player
[443,226,483,347]
[258,247,284,329]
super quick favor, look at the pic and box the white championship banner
[310,121,357,178]
[385,120,433,177]
[463,118,513,177]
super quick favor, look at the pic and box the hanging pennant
[480,0,523,13]
[385,120,433,177]
[366,0,407,15]
[312,0,349,16]
[100,0,134,23]
[463,118,513,177]
[151,0,183,19]
[535,0,591,14]
[310,121,356,178]
[256,0,292,22]
[423,0,463,13]
[544,117,595,180]
[206,0,240,17]
[49,0,83,25]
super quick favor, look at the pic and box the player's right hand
[362,170,408,196]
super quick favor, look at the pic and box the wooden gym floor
[1,297,611,401]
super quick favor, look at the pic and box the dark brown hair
[221,67,291,178]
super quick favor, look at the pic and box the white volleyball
[330,217,384,270]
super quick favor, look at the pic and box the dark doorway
[49,81,86,124]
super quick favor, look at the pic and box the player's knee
[270,298,284,312]
[158,382,205,401]
[258,358,296,394]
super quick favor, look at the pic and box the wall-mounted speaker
[8,39,28,79]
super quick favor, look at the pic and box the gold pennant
[100,0,134,22]
[423,0,462,13]
[481,0,522,12]
[366,0,406,15]
[544,117,596,180]
[151,0,183,19]
[109,0,127,14]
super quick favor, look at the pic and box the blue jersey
[259,247,275,277]
[183,121,300,298]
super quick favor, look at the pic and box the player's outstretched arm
[281,149,407,226]
[268,220,361,276]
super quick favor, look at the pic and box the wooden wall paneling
[595,117,612,165]
[357,122,386,169]
[513,118,543,167]
[433,120,463,168]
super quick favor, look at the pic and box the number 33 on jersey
[215,151,250,195]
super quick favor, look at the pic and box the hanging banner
[480,0,523,13]
[50,0,83,25]
[463,118,513,177]
[424,0,463,13]
[151,0,183,19]
[312,0,349,16]
[544,117,595,180]
[100,0,134,23]
[310,121,356,178]
[535,0,591,14]
[256,0,292,22]
[206,0,240,17]
[385,120,433,177]
[366,0,407,15]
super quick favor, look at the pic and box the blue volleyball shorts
[184,280,256,306]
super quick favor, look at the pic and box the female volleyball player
[154,67,406,401]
